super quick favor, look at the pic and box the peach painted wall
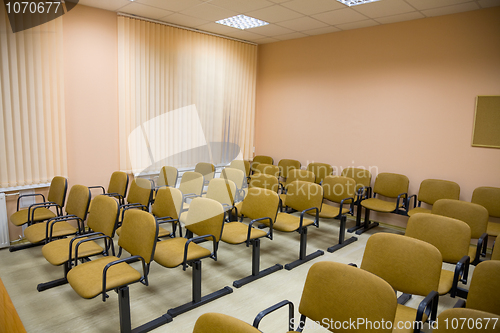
[7,5,120,240]
[255,7,500,228]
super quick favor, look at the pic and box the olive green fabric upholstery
[341,167,372,192]
[255,163,280,178]
[408,179,460,217]
[471,186,500,237]
[193,313,260,333]
[152,187,183,237]
[278,159,301,179]
[466,261,500,315]
[306,162,333,184]
[127,178,153,207]
[433,308,500,333]
[229,160,250,178]
[107,171,129,198]
[361,233,442,296]
[298,261,397,333]
[157,166,178,187]
[195,162,215,184]
[178,171,204,196]
[67,209,157,299]
[24,185,90,244]
[252,155,273,165]
[432,199,488,240]
[307,176,355,219]
[10,176,67,227]
[249,173,279,193]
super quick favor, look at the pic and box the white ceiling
[77,0,500,44]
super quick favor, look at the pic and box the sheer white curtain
[0,6,67,188]
[118,15,257,175]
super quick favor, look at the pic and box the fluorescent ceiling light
[337,0,380,6]
[216,15,269,30]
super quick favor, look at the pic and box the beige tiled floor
[0,215,476,332]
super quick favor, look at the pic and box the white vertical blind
[0,6,67,188]
[118,16,257,174]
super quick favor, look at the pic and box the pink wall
[255,7,500,227]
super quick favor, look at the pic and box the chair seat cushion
[67,256,142,299]
[438,269,454,295]
[158,226,172,238]
[24,221,77,244]
[154,237,211,268]
[274,213,315,232]
[361,198,397,213]
[221,222,267,244]
[393,303,428,333]
[407,207,431,217]
[487,221,500,237]
[307,204,349,219]
[42,237,104,266]
[10,208,56,226]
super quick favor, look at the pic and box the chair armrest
[477,232,488,259]
[119,203,148,223]
[407,194,417,209]
[16,193,45,211]
[182,234,217,271]
[453,299,466,308]
[253,300,294,331]
[28,202,61,223]
[396,192,408,211]
[339,197,355,216]
[357,186,372,202]
[450,255,470,298]
[415,290,439,333]
[102,255,146,302]
[300,207,319,231]
[348,263,358,267]
[46,214,80,242]
[247,217,273,246]
[70,233,114,267]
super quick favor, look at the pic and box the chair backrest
[220,167,245,190]
[471,186,500,218]
[252,155,273,165]
[286,169,315,187]
[322,176,356,204]
[417,179,460,205]
[107,171,129,198]
[178,171,204,196]
[360,233,442,296]
[195,162,215,182]
[372,172,409,198]
[299,261,397,333]
[340,167,372,191]
[86,195,119,237]
[306,162,333,184]
[65,185,91,220]
[152,187,183,220]
[492,243,500,261]
[249,173,279,193]
[118,209,158,264]
[229,160,250,178]
[157,166,178,187]
[278,159,301,179]
[127,178,153,207]
[405,213,471,264]
[433,308,500,333]
[47,176,68,208]
[193,313,260,333]
[241,188,279,223]
[206,178,237,207]
[255,163,280,178]
[285,180,323,212]
[466,260,500,315]
[185,197,225,242]
[432,199,489,239]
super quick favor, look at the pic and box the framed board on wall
[472,96,500,149]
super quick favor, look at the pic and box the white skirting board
[0,193,10,248]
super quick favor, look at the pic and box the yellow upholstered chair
[221,188,282,288]
[220,167,246,202]
[454,260,500,315]
[432,199,489,265]
[307,175,358,253]
[360,233,441,333]
[492,240,500,260]
[271,181,324,270]
[10,176,67,229]
[471,186,500,238]
[306,162,333,185]
[38,195,119,292]
[152,187,184,238]
[178,171,204,203]
[341,167,372,233]
[277,159,301,189]
[229,159,251,180]
[117,177,153,225]
[433,308,500,333]
[405,213,471,298]
[156,165,179,188]
[254,163,280,178]
[250,155,274,175]
[154,197,232,317]
[254,261,397,332]
[279,168,315,211]
[193,313,260,333]
[407,179,460,217]
[354,172,409,235]
[16,185,90,252]
[195,162,215,186]
[235,173,279,216]
[89,171,129,205]
[67,209,164,333]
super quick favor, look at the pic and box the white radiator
[0,193,9,248]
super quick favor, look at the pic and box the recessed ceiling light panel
[216,15,269,30]
[337,0,380,6]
